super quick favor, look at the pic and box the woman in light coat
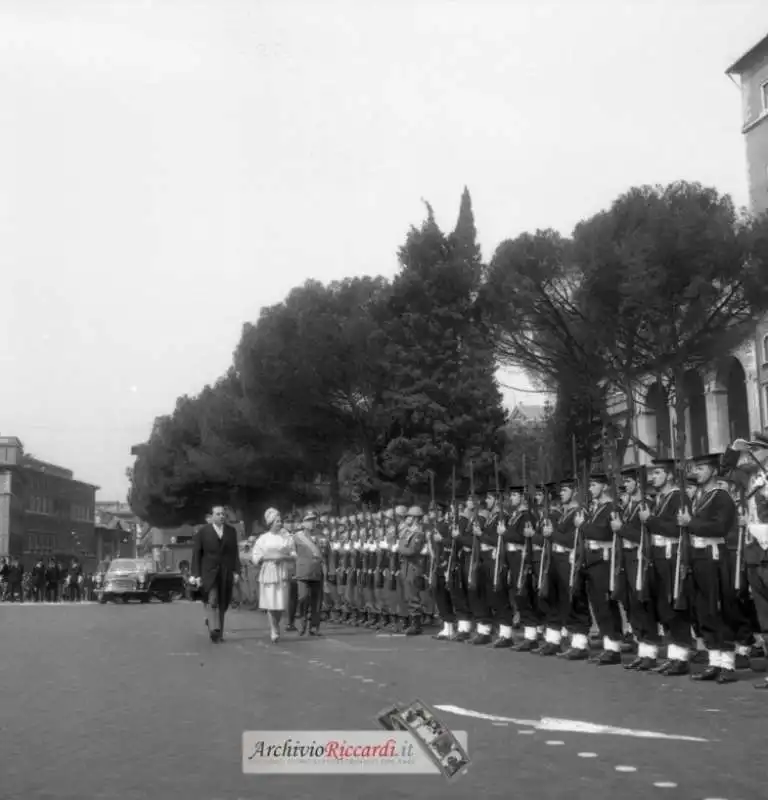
[251,508,296,643]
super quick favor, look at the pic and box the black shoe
[538,642,561,657]
[404,619,423,637]
[636,657,658,672]
[691,666,720,682]
[492,637,513,649]
[470,633,493,645]
[717,669,737,684]
[299,620,308,636]
[651,658,672,674]
[453,631,471,642]
[690,650,708,665]
[513,639,537,652]
[285,624,298,632]
[663,660,689,676]
[210,629,221,643]
[560,648,589,661]
[309,628,322,637]
[624,657,645,671]
[432,631,452,640]
[735,654,751,670]
[594,650,622,666]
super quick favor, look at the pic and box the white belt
[532,545,542,552]
[586,540,612,551]
[690,536,725,549]
[480,544,494,552]
[505,543,525,553]
[552,544,570,554]
[622,541,638,551]
[652,535,677,547]
[462,547,472,553]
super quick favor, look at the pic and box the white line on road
[167,652,200,656]
[434,704,710,742]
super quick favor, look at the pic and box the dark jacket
[191,524,241,606]
[293,530,324,581]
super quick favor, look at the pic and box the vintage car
[97,558,186,604]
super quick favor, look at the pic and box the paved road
[0,601,763,800]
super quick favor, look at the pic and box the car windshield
[108,560,139,572]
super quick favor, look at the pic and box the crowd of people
[0,556,91,602]
[190,448,768,690]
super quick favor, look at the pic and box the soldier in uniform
[678,453,740,683]
[639,459,691,675]
[325,516,342,622]
[504,486,539,651]
[487,489,517,648]
[398,506,428,635]
[361,513,378,627]
[371,512,389,629]
[611,465,661,671]
[419,509,437,624]
[574,473,624,665]
[429,505,457,640]
[543,478,591,659]
[445,503,474,641]
[459,494,493,645]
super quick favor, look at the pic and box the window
[762,81,768,112]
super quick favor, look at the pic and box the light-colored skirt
[258,559,291,611]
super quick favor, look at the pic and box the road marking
[653,782,678,788]
[492,722,509,727]
[518,730,535,735]
[578,752,598,758]
[434,704,710,742]
[546,741,565,746]
[362,678,375,683]
[615,766,637,772]
[167,652,200,656]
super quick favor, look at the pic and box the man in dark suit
[190,505,241,643]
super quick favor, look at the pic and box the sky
[1,0,765,501]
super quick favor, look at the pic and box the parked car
[97,559,185,604]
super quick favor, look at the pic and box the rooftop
[726,33,768,76]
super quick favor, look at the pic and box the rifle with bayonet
[537,451,552,598]
[492,455,505,591]
[388,503,399,591]
[516,454,531,594]
[427,471,439,589]
[445,466,458,581]
[467,460,481,590]
[635,466,650,602]
[672,429,691,611]
[569,434,585,599]
[607,437,622,601]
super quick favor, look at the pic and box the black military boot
[405,615,423,636]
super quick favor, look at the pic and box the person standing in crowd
[251,507,295,643]
[68,557,83,602]
[293,510,325,636]
[44,558,60,603]
[31,557,46,602]
[7,556,24,602]
[189,504,241,643]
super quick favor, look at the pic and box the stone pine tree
[374,190,506,501]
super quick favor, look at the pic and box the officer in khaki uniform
[398,506,428,636]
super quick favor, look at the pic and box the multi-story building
[726,33,768,431]
[0,436,99,568]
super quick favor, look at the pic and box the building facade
[609,342,760,466]
[726,34,768,432]
[0,436,98,568]
[94,502,146,562]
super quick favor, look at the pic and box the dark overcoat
[191,524,241,609]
